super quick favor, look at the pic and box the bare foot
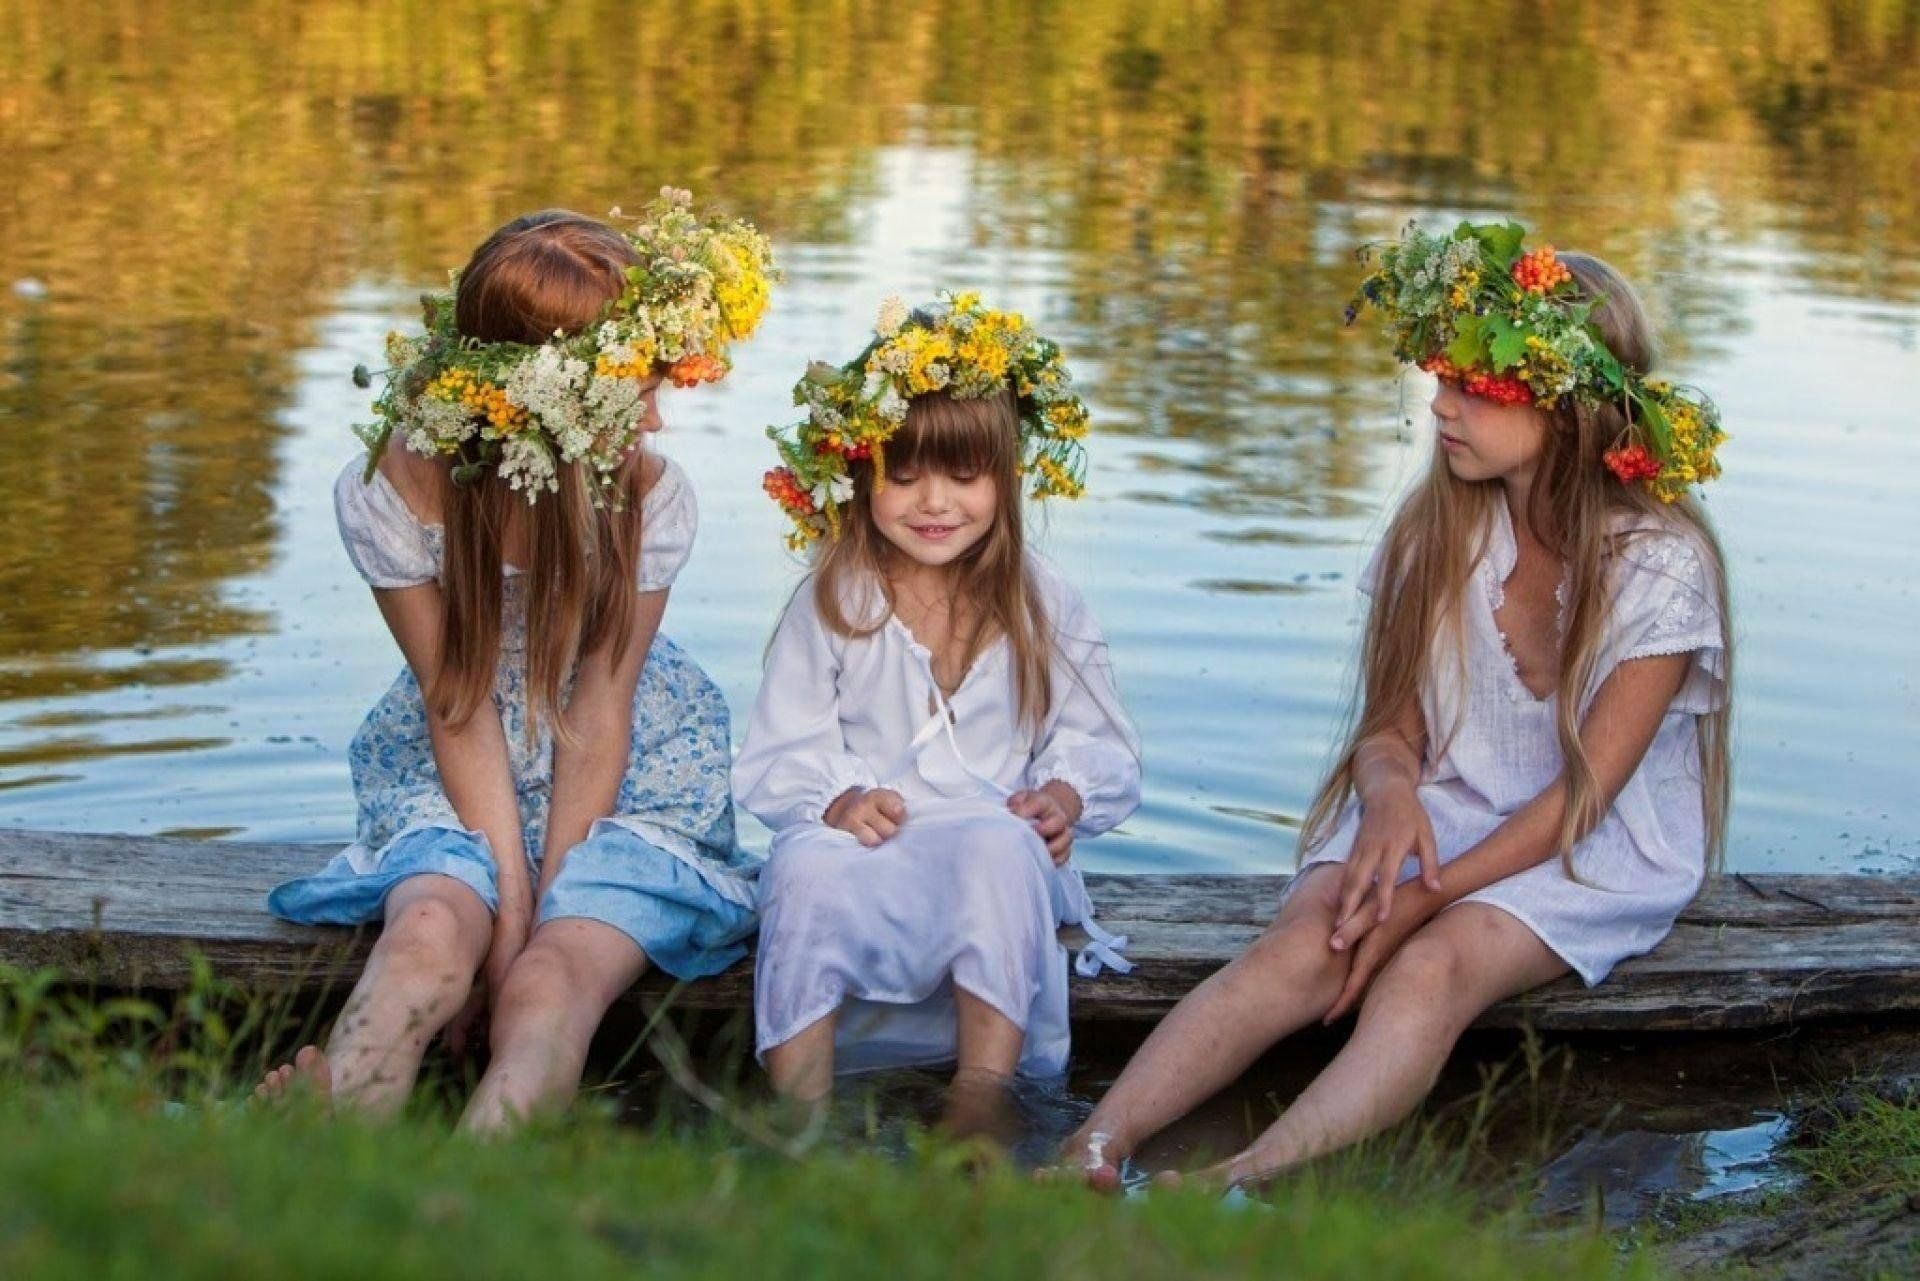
[252,1045,333,1107]
[939,1068,1020,1150]
[1034,1128,1126,1193]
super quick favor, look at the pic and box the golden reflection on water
[0,0,1916,813]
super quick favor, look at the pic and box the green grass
[1789,1089,1920,1198]
[0,964,1661,1281]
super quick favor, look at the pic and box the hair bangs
[890,390,1018,479]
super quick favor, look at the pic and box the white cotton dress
[1300,502,1727,985]
[734,557,1142,1077]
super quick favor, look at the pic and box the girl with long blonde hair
[1058,224,1732,1191]
[737,294,1141,1128]
[262,193,775,1130]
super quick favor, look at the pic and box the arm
[536,588,668,894]
[731,586,881,833]
[1324,651,1692,1016]
[1406,651,1689,909]
[371,583,533,965]
[1332,694,1439,928]
[1021,582,1143,838]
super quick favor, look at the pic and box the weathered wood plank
[4,828,1918,1031]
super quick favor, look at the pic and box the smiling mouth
[908,524,961,539]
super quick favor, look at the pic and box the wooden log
[4,827,1918,1031]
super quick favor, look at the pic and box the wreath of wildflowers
[761,291,1091,548]
[352,188,777,504]
[1348,220,1725,503]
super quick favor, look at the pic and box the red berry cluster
[1511,246,1572,295]
[1420,355,1464,380]
[667,353,727,387]
[1462,372,1534,406]
[1603,444,1661,485]
[762,467,815,514]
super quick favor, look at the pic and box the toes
[1086,1162,1123,1194]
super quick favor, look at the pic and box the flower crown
[352,188,777,504]
[761,291,1090,548]
[1348,220,1725,503]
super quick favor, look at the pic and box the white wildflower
[875,296,909,338]
[498,435,558,498]
[811,474,854,508]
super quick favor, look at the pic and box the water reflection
[0,1,1915,869]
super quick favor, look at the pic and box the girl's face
[870,462,999,570]
[1430,377,1548,485]
[636,376,665,435]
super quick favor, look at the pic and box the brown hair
[1300,252,1733,872]
[433,210,649,745]
[811,388,1054,728]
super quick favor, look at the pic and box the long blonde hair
[811,388,1054,729]
[433,211,649,745]
[1300,253,1733,872]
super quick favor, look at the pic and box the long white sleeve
[1027,575,1142,836]
[732,582,880,833]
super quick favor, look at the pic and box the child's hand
[1336,784,1439,938]
[1009,781,1082,866]
[824,787,907,847]
[483,892,533,1004]
[1323,881,1443,1022]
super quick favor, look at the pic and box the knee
[1358,935,1471,1031]
[1233,920,1346,993]
[762,844,853,907]
[497,940,579,1011]
[379,895,474,977]
[958,823,1047,886]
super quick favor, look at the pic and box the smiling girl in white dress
[737,294,1141,1117]
[1058,223,1733,1191]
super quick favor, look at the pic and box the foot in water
[939,1068,1022,1150]
[253,1045,333,1106]
[1035,1129,1126,1193]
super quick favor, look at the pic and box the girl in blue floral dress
[261,191,775,1130]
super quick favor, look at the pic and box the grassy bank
[0,964,1660,1280]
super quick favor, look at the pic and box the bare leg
[1206,904,1568,1187]
[1053,865,1352,1182]
[256,874,492,1117]
[942,990,1025,1141]
[459,917,649,1135]
[765,1010,838,1103]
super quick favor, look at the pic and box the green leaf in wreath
[1446,314,1489,368]
[1485,313,1529,370]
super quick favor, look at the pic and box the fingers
[1329,903,1379,953]
[1006,790,1044,819]
[1047,832,1073,865]
[1417,820,1442,892]
[1337,853,1380,930]
[1324,938,1379,1023]
[1375,863,1397,922]
[875,790,907,823]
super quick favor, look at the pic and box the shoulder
[1604,509,1725,648]
[1608,511,1720,599]
[634,454,699,592]
[1023,551,1104,645]
[333,453,439,588]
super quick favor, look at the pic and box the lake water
[2,0,1916,875]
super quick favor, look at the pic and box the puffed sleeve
[1609,528,1727,715]
[333,455,439,589]
[731,579,881,832]
[637,457,697,592]
[1025,564,1143,836]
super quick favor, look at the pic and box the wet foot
[1034,1128,1126,1193]
[939,1069,1021,1152]
[253,1045,333,1107]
